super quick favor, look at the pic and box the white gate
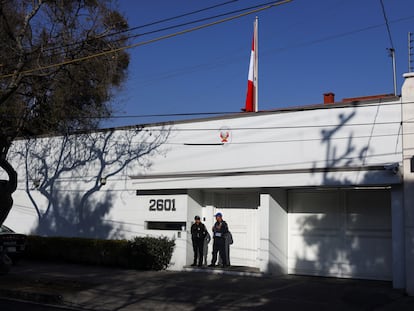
[212,192,259,267]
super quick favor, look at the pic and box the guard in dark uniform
[209,212,229,268]
[191,216,207,267]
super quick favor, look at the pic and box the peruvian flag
[245,18,258,112]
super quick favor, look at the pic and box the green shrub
[25,235,175,270]
[128,236,176,270]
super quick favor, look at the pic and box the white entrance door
[288,189,391,280]
[213,193,259,267]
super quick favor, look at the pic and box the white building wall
[401,72,414,295]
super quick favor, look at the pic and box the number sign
[149,199,176,211]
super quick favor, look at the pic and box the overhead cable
[0,0,292,79]
[42,0,240,54]
[379,0,395,49]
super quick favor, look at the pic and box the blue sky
[105,0,414,127]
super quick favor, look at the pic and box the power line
[11,118,403,132]
[42,0,289,56]
[0,98,406,124]
[13,132,404,150]
[118,131,405,146]
[137,120,403,131]
[267,14,414,55]
[121,0,292,42]
[0,111,239,121]
[14,0,282,66]
[129,14,414,88]
[96,99,411,123]
[100,111,238,119]
[41,0,240,54]
[8,118,404,139]
[2,0,257,70]
[0,0,292,79]
[379,0,394,49]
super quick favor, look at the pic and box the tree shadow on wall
[12,126,170,239]
[35,191,123,238]
[293,107,396,282]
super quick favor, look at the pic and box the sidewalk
[0,261,413,310]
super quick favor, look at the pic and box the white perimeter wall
[132,101,402,189]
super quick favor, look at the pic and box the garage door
[288,189,391,280]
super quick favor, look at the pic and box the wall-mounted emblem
[219,127,232,144]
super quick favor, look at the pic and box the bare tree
[0,0,130,225]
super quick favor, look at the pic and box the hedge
[24,235,175,270]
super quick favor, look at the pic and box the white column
[391,186,405,289]
[258,194,270,272]
[260,191,288,275]
[401,72,414,295]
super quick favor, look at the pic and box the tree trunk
[0,157,18,226]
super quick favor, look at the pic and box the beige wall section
[402,72,414,295]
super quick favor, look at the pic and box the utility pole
[388,48,397,96]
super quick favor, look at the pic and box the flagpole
[254,16,258,112]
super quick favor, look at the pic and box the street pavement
[0,261,413,310]
[0,298,78,311]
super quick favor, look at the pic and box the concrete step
[183,265,265,277]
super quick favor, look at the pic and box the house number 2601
[149,199,176,211]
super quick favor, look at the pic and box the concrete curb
[0,288,63,305]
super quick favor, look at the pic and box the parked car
[0,225,27,264]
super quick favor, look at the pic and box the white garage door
[288,189,391,280]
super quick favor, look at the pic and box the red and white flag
[245,18,258,112]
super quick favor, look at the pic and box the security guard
[209,212,229,268]
[191,215,207,267]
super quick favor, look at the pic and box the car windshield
[0,225,13,233]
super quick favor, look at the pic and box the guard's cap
[214,212,223,217]
[194,215,201,220]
